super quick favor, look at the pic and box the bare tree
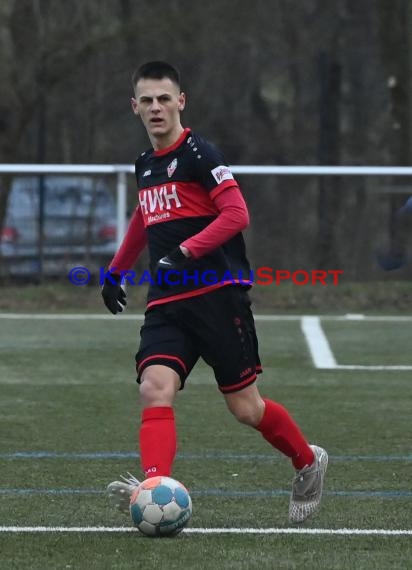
[0,0,128,241]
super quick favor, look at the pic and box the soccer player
[102,61,328,523]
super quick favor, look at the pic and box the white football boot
[289,444,328,523]
[107,472,141,515]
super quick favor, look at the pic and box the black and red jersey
[113,128,252,307]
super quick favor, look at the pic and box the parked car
[0,176,117,277]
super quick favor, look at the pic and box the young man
[102,61,328,523]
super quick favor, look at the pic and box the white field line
[0,313,146,320]
[336,365,412,370]
[300,316,412,370]
[0,314,306,321]
[1,312,411,370]
[0,313,412,322]
[301,316,337,369]
[0,526,411,536]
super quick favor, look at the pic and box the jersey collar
[153,128,191,157]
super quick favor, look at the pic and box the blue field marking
[0,488,411,498]
[1,451,412,462]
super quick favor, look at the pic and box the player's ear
[178,92,186,112]
[131,97,139,116]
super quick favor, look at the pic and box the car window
[8,185,38,217]
[8,177,115,219]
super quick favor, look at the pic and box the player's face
[132,78,185,141]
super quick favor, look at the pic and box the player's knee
[139,375,170,405]
[224,385,265,427]
[229,401,263,427]
[139,366,179,406]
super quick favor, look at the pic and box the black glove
[101,273,127,314]
[155,247,187,289]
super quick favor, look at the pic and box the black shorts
[135,285,262,393]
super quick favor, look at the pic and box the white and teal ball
[130,476,192,537]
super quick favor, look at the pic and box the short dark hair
[132,61,181,90]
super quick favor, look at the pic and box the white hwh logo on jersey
[139,184,182,215]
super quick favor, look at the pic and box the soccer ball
[130,476,192,537]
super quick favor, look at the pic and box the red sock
[139,406,176,478]
[256,399,314,470]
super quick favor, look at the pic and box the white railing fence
[1,164,412,248]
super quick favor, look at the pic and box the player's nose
[150,98,161,111]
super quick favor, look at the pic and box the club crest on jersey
[167,158,178,178]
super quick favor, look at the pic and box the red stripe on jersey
[138,181,219,227]
[182,184,249,259]
[153,128,191,157]
[146,281,249,309]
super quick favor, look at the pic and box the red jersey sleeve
[181,184,249,259]
[108,207,147,272]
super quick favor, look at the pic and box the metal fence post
[116,170,127,248]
